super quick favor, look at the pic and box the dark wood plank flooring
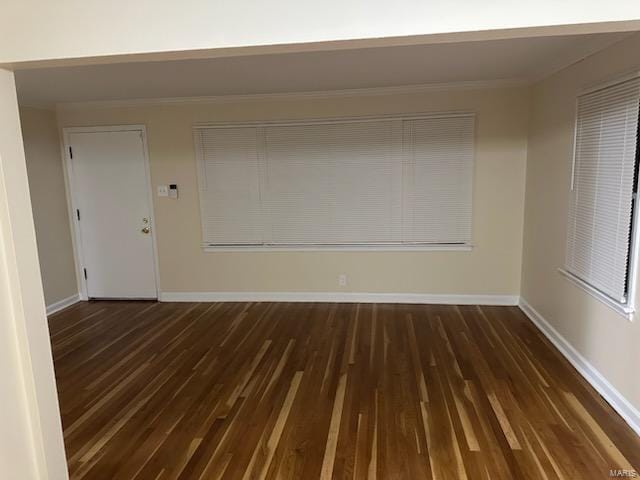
[48,301,640,479]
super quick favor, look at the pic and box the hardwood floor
[49,301,640,479]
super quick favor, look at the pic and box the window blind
[195,113,475,248]
[197,127,262,244]
[403,116,474,243]
[262,121,400,245]
[566,76,640,303]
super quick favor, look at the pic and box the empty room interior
[3,4,640,480]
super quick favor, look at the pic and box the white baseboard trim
[46,293,81,316]
[159,291,519,305]
[519,297,640,438]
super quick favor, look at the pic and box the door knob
[141,226,150,234]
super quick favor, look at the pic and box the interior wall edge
[0,68,69,480]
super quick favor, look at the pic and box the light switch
[157,185,169,197]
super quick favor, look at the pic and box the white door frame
[62,125,160,300]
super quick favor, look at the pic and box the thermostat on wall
[169,184,178,199]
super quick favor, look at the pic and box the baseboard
[519,297,640,438]
[159,291,519,305]
[46,293,81,316]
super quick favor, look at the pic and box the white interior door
[68,129,157,299]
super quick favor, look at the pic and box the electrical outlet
[338,274,347,287]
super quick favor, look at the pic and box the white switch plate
[157,185,169,197]
[338,274,347,287]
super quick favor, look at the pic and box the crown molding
[18,102,57,111]
[55,78,530,111]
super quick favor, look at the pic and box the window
[564,75,640,314]
[194,113,475,249]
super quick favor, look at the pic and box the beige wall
[20,107,77,307]
[57,86,529,296]
[521,33,640,412]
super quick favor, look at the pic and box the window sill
[558,268,634,321]
[202,243,473,252]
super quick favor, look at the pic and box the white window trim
[194,111,476,252]
[560,72,640,322]
[202,243,473,252]
[558,268,635,320]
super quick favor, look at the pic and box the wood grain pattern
[48,301,640,479]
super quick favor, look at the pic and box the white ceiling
[16,32,632,106]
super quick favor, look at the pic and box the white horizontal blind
[197,127,263,244]
[566,76,640,303]
[404,116,474,243]
[263,121,400,244]
[195,113,475,248]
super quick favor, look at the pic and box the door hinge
[83,268,87,280]
[69,146,73,159]
[76,209,81,221]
